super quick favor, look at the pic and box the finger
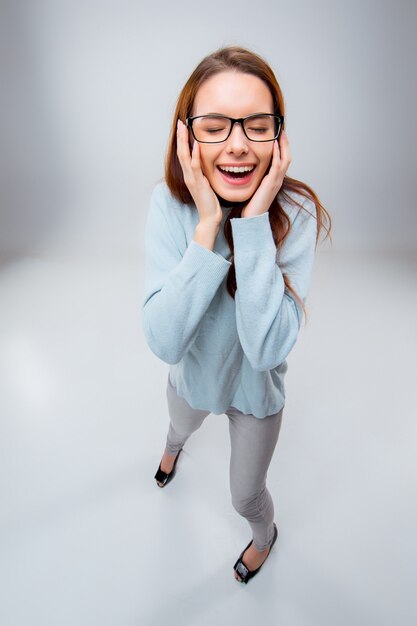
[267,137,287,188]
[269,138,281,172]
[176,119,192,176]
[190,138,202,173]
[279,130,291,165]
[176,120,190,162]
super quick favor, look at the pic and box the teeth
[218,165,254,173]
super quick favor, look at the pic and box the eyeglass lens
[191,115,280,143]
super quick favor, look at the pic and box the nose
[225,121,249,154]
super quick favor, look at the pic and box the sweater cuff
[230,212,276,254]
[182,239,232,282]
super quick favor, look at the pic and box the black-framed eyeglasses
[186,113,284,143]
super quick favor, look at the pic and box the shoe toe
[233,523,278,583]
[154,448,182,487]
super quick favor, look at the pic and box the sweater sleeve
[141,184,232,364]
[230,197,317,371]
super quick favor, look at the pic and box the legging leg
[227,405,284,551]
[164,375,211,455]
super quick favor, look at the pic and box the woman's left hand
[241,130,291,218]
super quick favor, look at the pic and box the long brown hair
[163,45,332,323]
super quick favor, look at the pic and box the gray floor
[0,248,416,626]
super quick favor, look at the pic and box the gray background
[1,0,416,258]
[1,1,416,625]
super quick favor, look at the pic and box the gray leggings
[165,375,284,551]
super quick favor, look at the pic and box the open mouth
[216,166,256,185]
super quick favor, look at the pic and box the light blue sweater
[141,180,317,419]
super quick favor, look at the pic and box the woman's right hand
[176,119,223,228]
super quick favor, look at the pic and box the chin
[218,186,254,202]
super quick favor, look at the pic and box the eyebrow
[201,112,273,116]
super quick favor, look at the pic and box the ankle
[165,449,179,458]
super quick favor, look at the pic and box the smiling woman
[165,47,331,311]
[142,44,332,585]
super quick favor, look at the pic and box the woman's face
[190,71,275,203]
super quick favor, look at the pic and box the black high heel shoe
[154,448,183,488]
[233,522,278,584]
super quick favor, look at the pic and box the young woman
[142,45,331,584]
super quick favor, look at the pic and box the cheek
[265,146,274,162]
[259,148,274,173]
[199,147,217,176]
